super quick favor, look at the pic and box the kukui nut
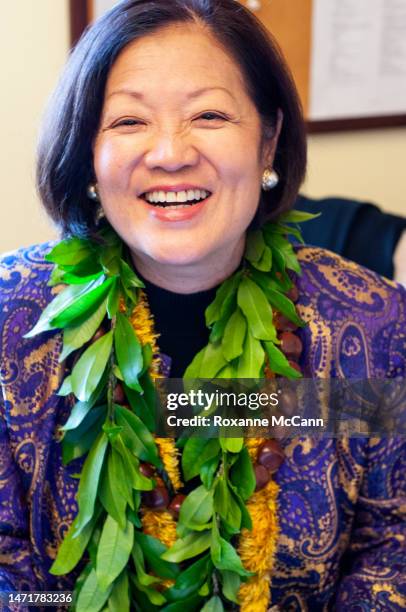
[280,331,303,360]
[143,486,169,509]
[254,464,271,491]
[168,494,186,518]
[258,440,285,473]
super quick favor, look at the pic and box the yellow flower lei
[132,292,279,611]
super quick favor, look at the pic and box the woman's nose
[144,130,199,171]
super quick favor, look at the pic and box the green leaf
[108,571,130,612]
[209,314,229,344]
[115,405,160,466]
[74,432,108,535]
[264,287,303,327]
[121,259,144,292]
[221,309,246,361]
[102,424,123,442]
[61,254,106,278]
[201,596,224,612]
[237,278,276,341]
[279,210,320,224]
[164,554,210,602]
[122,383,155,435]
[245,230,266,264]
[177,486,214,535]
[161,596,203,612]
[112,434,154,491]
[214,477,241,532]
[52,278,114,328]
[132,372,157,432]
[130,582,162,611]
[60,271,103,285]
[46,237,95,266]
[198,582,210,597]
[219,437,244,453]
[184,342,227,379]
[98,453,127,529]
[114,313,143,392]
[131,575,167,606]
[251,245,272,272]
[205,273,241,326]
[107,279,120,318]
[60,298,108,362]
[50,510,100,575]
[134,532,180,580]
[132,541,161,587]
[276,223,304,244]
[236,333,265,378]
[182,348,205,378]
[264,341,302,378]
[250,271,304,327]
[24,278,105,338]
[221,570,241,604]
[96,516,134,591]
[62,404,107,464]
[76,568,112,612]
[182,438,220,481]
[229,447,255,500]
[267,233,301,274]
[71,331,113,402]
[230,486,252,530]
[211,524,252,577]
[200,454,220,490]
[269,246,292,290]
[161,531,211,563]
[141,344,153,375]
[48,265,68,286]
[60,400,93,432]
[58,375,72,396]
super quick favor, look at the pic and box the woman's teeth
[143,189,210,208]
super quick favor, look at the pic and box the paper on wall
[309,0,406,119]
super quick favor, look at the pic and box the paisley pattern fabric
[0,242,405,611]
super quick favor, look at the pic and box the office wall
[0,2,404,253]
[0,1,69,253]
[304,128,406,215]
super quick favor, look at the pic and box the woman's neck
[130,236,245,293]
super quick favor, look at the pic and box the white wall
[0,1,69,253]
[0,2,404,254]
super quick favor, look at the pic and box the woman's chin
[133,242,212,269]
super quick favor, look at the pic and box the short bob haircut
[37,0,307,237]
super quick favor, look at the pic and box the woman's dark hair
[37,0,307,237]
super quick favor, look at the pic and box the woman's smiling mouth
[139,186,212,222]
[141,186,212,208]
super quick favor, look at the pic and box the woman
[0,1,404,610]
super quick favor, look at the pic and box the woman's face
[94,23,279,271]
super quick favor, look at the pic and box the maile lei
[26,210,315,612]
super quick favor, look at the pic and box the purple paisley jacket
[0,242,405,611]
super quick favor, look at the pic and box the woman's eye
[196,112,227,122]
[113,118,144,127]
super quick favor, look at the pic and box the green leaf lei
[26,211,316,611]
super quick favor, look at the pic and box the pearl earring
[87,183,100,202]
[262,169,279,191]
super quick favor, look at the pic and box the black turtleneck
[140,276,220,377]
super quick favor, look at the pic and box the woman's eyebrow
[105,85,236,102]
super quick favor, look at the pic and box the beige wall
[0,1,69,253]
[0,2,404,254]
[304,128,406,216]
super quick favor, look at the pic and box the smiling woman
[93,23,281,289]
[0,1,405,611]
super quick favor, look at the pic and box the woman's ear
[262,108,283,168]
